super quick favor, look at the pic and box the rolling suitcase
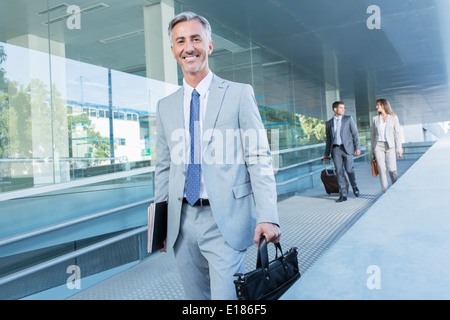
[321,159,348,195]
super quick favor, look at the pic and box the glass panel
[0,0,180,195]
[207,24,328,153]
[51,0,146,182]
[0,0,53,193]
[0,0,339,196]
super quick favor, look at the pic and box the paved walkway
[282,133,450,299]
[68,157,416,300]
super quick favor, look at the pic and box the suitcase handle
[322,159,336,176]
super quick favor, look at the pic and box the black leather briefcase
[234,237,300,300]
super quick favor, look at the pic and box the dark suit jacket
[324,115,361,157]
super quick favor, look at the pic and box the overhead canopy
[178,0,450,126]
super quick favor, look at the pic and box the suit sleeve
[154,100,170,203]
[238,84,279,226]
[349,116,361,151]
[393,115,402,153]
[324,121,332,157]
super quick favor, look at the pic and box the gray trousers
[374,141,398,193]
[173,203,246,300]
[331,145,357,197]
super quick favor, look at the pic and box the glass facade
[0,0,351,198]
[0,0,368,299]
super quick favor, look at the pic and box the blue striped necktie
[185,89,201,206]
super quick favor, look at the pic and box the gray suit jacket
[324,115,361,157]
[154,74,279,251]
[371,114,402,153]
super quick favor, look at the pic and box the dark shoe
[336,196,347,203]
[353,187,360,197]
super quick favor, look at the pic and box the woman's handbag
[233,237,300,300]
[371,158,378,177]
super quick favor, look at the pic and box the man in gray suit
[323,101,361,202]
[154,12,280,300]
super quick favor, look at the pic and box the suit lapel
[328,119,335,141]
[386,115,392,130]
[165,87,184,130]
[340,115,347,137]
[202,75,228,148]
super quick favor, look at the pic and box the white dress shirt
[333,115,342,145]
[378,114,388,142]
[183,70,213,199]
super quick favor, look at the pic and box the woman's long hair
[376,99,395,115]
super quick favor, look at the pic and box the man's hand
[354,150,361,156]
[322,156,330,161]
[254,222,281,246]
[160,239,167,253]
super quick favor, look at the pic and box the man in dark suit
[323,101,361,202]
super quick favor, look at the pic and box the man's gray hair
[168,11,212,44]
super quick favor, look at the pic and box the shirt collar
[183,70,213,98]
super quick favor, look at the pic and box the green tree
[298,115,325,144]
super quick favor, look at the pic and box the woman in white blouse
[371,99,403,192]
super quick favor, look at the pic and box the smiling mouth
[183,55,198,61]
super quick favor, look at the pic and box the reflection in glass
[0,41,179,193]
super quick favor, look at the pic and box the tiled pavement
[68,159,415,300]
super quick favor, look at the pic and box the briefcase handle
[256,236,285,284]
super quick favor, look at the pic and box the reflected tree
[262,107,325,149]
[0,45,8,158]
[67,112,111,163]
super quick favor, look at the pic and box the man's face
[334,104,345,117]
[170,20,213,76]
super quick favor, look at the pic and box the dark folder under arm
[147,201,168,253]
